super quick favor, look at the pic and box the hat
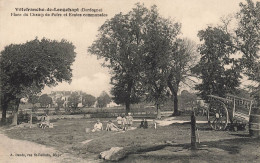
[128,113,131,115]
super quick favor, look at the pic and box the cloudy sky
[0,0,250,97]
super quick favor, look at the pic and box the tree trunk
[125,79,133,115]
[11,98,20,126]
[191,111,197,150]
[12,111,18,126]
[156,104,161,119]
[30,111,33,128]
[1,102,8,123]
[172,90,180,116]
[1,96,11,123]
[125,101,130,115]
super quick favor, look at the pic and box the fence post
[191,111,197,150]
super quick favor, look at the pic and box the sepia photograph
[0,0,259,162]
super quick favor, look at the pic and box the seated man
[39,114,50,129]
[140,119,145,128]
[143,119,148,129]
[92,119,103,132]
[106,120,120,131]
[116,114,122,129]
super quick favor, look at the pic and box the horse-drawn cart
[207,94,254,130]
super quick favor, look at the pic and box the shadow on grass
[120,137,260,162]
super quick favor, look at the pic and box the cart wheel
[207,101,229,131]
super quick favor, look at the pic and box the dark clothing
[140,120,144,128]
[144,120,148,129]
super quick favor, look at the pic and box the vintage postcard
[0,0,259,162]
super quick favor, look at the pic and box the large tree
[167,38,198,116]
[88,4,149,114]
[235,0,260,72]
[192,26,241,101]
[141,5,181,118]
[0,38,76,124]
[89,4,184,114]
[235,0,260,102]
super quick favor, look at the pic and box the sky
[0,0,251,97]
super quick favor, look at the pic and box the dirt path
[0,129,99,163]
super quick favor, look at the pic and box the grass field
[4,116,260,162]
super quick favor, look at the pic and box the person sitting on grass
[106,120,120,131]
[140,119,144,128]
[39,114,50,129]
[116,114,122,129]
[92,119,103,132]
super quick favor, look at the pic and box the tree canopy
[82,93,96,107]
[89,4,190,115]
[0,38,76,123]
[39,94,52,108]
[67,92,81,110]
[96,91,111,108]
[88,3,149,113]
[192,26,241,101]
[193,0,259,102]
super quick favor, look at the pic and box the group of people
[116,113,133,130]
[139,119,157,129]
[92,113,134,132]
[91,112,157,132]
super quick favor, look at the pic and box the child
[153,119,157,129]
[116,114,122,129]
[128,113,133,129]
[122,115,127,130]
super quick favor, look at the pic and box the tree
[39,94,52,108]
[56,97,65,109]
[192,26,241,101]
[178,90,197,110]
[82,93,96,107]
[96,91,111,108]
[167,38,198,116]
[89,4,183,115]
[235,0,260,72]
[235,0,260,102]
[141,6,181,118]
[28,95,39,107]
[88,4,150,114]
[0,38,76,124]
[67,92,81,110]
